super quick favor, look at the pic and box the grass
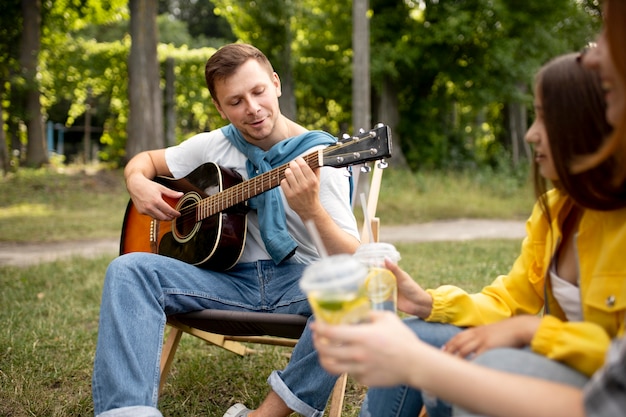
[367,167,533,224]
[0,166,128,242]
[0,165,528,416]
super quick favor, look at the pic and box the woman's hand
[443,315,541,357]
[312,311,422,386]
[386,260,433,318]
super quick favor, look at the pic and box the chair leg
[159,326,183,395]
[327,373,348,417]
[167,317,251,356]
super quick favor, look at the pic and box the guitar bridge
[150,218,159,253]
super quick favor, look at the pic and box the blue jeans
[453,348,589,417]
[92,252,319,417]
[268,315,341,417]
[359,318,464,417]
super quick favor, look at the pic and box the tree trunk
[352,0,370,133]
[21,0,47,167]
[507,99,530,167]
[0,93,9,175]
[278,36,296,122]
[352,0,372,202]
[126,0,164,163]
[276,4,296,122]
[82,87,93,162]
[376,77,406,168]
[165,57,176,147]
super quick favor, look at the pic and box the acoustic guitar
[119,124,392,270]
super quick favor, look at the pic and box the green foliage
[40,37,130,163]
[158,44,223,139]
[2,0,603,169]
[371,0,601,169]
[0,0,22,79]
[291,0,354,131]
[40,36,222,164]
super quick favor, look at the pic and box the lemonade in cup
[353,242,401,312]
[300,254,370,324]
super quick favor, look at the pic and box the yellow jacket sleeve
[532,315,611,376]
[426,211,547,327]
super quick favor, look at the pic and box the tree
[353,0,371,133]
[126,0,164,162]
[0,0,22,173]
[20,0,47,167]
[158,0,235,46]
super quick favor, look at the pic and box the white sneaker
[223,403,253,417]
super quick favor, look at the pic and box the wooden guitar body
[120,163,248,270]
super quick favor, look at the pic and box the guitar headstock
[322,123,392,168]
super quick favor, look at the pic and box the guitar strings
[171,137,373,226]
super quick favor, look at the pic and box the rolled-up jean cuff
[268,371,324,417]
[96,406,163,417]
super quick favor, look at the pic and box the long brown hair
[204,43,275,105]
[533,53,623,218]
[572,0,626,186]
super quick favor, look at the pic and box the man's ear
[213,99,227,119]
[273,72,282,98]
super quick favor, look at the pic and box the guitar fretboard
[195,151,322,221]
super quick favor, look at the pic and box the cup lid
[353,242,401,262]
[300,254,368,292]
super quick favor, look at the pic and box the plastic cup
[300,254,370,324]
[353,242,401,313]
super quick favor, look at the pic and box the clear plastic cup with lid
[353,242,401,313]
[300,254,370,324]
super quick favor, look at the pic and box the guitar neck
[196,150,322,220]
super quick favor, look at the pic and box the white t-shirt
[549,263,583,322]
[164,128,360,265]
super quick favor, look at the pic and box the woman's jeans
[92,252,335,417]
[358,318,464,417]
[453,348,589,417]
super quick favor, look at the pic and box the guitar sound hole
[172,192,202,243]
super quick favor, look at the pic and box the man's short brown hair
[205,43,274,104]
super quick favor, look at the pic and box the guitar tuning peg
[374,122,384,129]
[377,159,389,169]
[360,165,371,173]
[358,128,365,134]
[341,133,351,141]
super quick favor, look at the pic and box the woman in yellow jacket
[348,53,626,417]
[313,3,626,417]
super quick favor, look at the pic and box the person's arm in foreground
[311,311,585,417]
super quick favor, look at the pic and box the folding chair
[157,162,385,417]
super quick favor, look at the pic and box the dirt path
[0,219,526,267]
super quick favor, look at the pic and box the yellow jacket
[426,189,626,376]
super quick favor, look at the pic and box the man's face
[213,59,283,149]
